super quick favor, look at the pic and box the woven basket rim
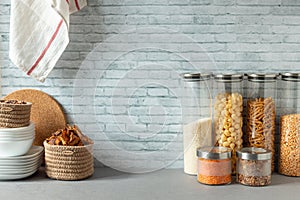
[0,100,32,106]
[43,139,94,148]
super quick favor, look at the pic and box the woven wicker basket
[44,140,94,181]
[0,100,32,128]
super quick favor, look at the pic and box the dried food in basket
[46,124,92,146]
[0,99,32,128]
[0,99,28,105]
[44,125,94,181]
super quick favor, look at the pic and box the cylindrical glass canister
[197,146,232,185]
[236,147,272,186]
[213,74,244,174]
[244,73,278,172]
[181,73,213,175]
[278,73,300,177]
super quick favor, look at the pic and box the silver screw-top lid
[181,73,211,82]
[236,147,272,160]
[213,74,244,83]
[197,146,232,160]
[246,73,278,82]
[280,72,300,82]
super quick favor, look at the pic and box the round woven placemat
[3,89,67,146]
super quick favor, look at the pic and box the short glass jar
[197,146,232,185]
[236,147,272,187]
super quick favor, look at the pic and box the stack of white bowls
[0,122,43,180]
[0,122,35,157]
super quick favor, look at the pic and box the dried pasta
[245,97,275,171]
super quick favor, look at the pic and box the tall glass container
[279,73,300,177]
[213,74,244,174]
[245,73,278,172]
[181,73,213,175]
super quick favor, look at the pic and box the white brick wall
[1,0,300,172]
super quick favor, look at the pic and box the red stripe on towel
[74,0,80,10]
[66,0,69,4]
[27,19,64,75]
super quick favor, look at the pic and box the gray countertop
[0,168,299,200]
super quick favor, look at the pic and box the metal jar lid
[197,146,232,160]
[280,72,300,82]
[213,74,244,83]
[246,73,278,82]
[236,147,272,160]
[181,73,211,82]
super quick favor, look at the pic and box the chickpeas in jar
[213,74,244,174]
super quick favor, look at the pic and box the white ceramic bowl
[0,137,34,157]
[0,122,34,135]
[0,129,34,136]
[0,131,34,140]
[0,135,34,141]
[0,122,35,141]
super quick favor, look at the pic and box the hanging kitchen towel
[9,0,87,82]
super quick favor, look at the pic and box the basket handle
[0,107,13,112]
[62,150,74,155]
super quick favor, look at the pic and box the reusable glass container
[236,147,272,186]
[197,146,232,185]
[244,73,278,172]
[278,73,300,177]
[181,73,213,175]
[213,74,244,174]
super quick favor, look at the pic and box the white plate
[0,169,38,180]
[0,156,42,166]
[0,159,40,169]
[0,146,43,160]
[0,152,43,165]
[0,159,41,166]
[0,165,38,174]
[0,158,41,170]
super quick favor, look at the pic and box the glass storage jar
[245,73,278,172]
[213,74,244,174]
[197,146,232,185]
[278,73,300,177]
[236,147,272,186]
[181,73,213,175]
